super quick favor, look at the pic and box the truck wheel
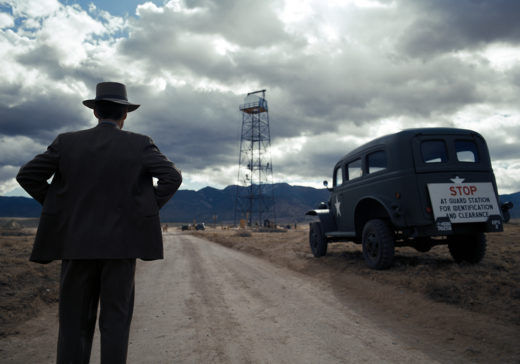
[362,219,395,269]
[502,209,511,223]
[447,233,486,264]
[309,222,328,257]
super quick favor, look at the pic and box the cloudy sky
[1,0,520,197]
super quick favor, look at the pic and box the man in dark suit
[17,82,182,363]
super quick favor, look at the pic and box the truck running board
[326,231,357,238]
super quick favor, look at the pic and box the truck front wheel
[447,233,486,264]
[309,222,328,257]
[362,219,395,269]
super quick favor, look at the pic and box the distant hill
[0,183,329,224]
[499,192,520,219]
[2,185,517,223]
[160,183,329,223]
[0,196,41,218]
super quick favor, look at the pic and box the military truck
[306,128,513,269]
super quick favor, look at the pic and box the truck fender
[305,208,337,234]
[501,201,513,223]
[354,197,404,233]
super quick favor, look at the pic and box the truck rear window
[455,140,479,162]
[421,140,448,163]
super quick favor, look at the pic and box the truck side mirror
[323,180,332,191]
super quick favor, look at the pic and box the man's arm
[16,136,60,205]
[142,137,182,209]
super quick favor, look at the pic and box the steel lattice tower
[234,90,276,227]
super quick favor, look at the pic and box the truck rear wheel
[362,219,395,269]
[447,233,486,263]
[309,222,328,257]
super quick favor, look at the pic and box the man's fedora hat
[83,82,140,112]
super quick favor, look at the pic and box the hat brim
[83,99,140,112]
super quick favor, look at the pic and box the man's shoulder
[119,129,151,140]
[57,126,96,138]
[53,128,90,145]
[59,126,151,141]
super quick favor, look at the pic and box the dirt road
[2,231,445,363]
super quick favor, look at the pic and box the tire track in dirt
[111,232,440,363]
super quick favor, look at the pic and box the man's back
[17,122,182,262]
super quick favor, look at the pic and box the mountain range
[0,183,329,224]
[1,184,518,224]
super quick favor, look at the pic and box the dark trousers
[56,259,136,364]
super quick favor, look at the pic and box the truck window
[367,151,387,174]
[421,140,448,163]
[334,166,344,186]
[347,159,362,180]
[455,140,479,162]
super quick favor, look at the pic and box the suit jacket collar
[97,120,119,128]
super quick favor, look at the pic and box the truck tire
[362,219,395,269]
[447,233,486,264]
[502,209,511,223]
[309,222,328,257]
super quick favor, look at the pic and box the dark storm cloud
[489,143,520,162]
[260,52,484,138]
[0,91,87,141]
[16,44,64,79]
[482,126,520,161]
[0,166,18,184]
[510,65,520,90]
[0,83,25,109]
[128,85,244,169]
[399,0,520,57]
[276,149,339,181]
[15,44,103,87]
[0,135,45,167]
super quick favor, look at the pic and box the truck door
[330,164,344,230]
[333,158,362,233]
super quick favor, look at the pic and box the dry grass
[0,228,60,337]
[193,220,520,327]
[1,220,518,341]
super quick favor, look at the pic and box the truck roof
[338,127,485,163]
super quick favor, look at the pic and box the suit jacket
[16,122,182,263]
